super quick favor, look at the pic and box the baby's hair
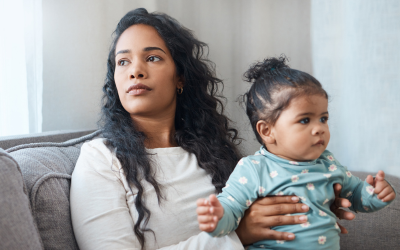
[242,55,328,144]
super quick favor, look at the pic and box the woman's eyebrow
[143,46,166,54]
[115,49,130,56]
[115,47,166,57]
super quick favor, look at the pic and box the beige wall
[42,0,311,154]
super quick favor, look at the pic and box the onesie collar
[257,146,318,166]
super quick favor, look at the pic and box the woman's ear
[256,120,275,145]
[176,75,185,89]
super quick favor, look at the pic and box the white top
[70,138,244,250]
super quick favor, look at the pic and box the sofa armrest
[0,148,43,250]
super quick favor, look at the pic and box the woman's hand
[235,196,309,245]
[330,183,356,234]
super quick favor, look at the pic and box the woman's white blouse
[70,138,243,250]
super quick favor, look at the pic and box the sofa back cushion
[6,131,101,250]
[0,148,43,250]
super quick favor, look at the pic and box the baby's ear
[256,120,275,144]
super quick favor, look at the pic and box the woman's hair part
[242,55,328,144]
[99,8,241,249]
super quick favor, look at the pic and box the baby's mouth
[314,139,325,146]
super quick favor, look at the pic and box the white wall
[311,0,400,177]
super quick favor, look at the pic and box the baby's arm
[341,169,395,212]
[197,157,263,237]
[196,194,224,233]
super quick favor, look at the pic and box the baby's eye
[147,56,161,62]
[118,60,129,66]
[300,118,310,124]
[320,116,329,123]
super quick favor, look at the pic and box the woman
[70,8,354,250]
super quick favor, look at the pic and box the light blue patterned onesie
[210,147,393,250]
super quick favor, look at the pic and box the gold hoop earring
[177,87,183,94]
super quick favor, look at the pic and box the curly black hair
[242,55,328,144]
[99,8,241,249]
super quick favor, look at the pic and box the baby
[196,56,396,249]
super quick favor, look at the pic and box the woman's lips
[126,83,152,96]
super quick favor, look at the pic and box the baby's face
[267,94,330,161]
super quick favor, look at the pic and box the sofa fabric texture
[0,129,399,250]
[0,148,43,250]
[6,130,101,250]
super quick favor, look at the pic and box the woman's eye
[300,118,310,124]
[118,60,129,66]
[320,116,329,123]
[148,56,161,62]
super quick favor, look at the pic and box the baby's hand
[366,170,396,202]
[196,194,224,232]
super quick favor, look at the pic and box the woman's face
[114,24,183,119]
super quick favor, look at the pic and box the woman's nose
[129,60,147,79]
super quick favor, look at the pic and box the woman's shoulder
[80,138,114,160]
[75,138,121,179]
[81,137,108,151]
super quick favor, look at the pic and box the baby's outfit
[210,147,393,250]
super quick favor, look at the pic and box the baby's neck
[263,146,319,162]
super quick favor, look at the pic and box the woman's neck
[131,115,178,149]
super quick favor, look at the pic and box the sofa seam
[30,172,72,216]
[6,130,102,153]
[0,151,22,171]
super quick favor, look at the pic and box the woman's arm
[71,141,244,250]
[236,184,355,246]
[70,142,140,250]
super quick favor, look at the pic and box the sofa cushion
[6,130,101,250]
[340,171,400,250]
[0,148,43,250]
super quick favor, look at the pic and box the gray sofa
[0,130,398,250]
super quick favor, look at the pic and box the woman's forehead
[115,24,169,54]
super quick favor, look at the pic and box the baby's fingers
[196,206,212,215]
[375,180,389,196]
[382,191,396,202]
[375,170,385,182]
[198,214,218,224]
[199,223,216,232]
[209,194,222,207]
[196,198,210,207]
[377,183,396,202]
[374,178,391,194]
[366,175,375,186]
[198,219,217,232]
